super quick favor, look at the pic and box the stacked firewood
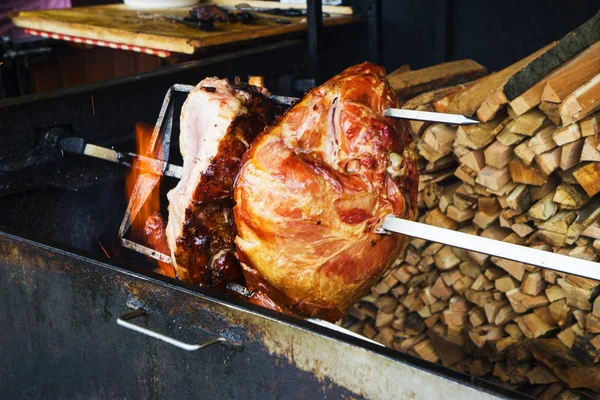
[344,12,600,398]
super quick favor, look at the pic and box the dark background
[375,0,599,73]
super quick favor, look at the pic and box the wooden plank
[447,43,556,116]
[388,59,487,99]
[459,150,486,172]
[560,73,600,125]
[496,122,526,146]
[509,41,600,117]
[28,44,66,93]
[401,84,466,110]
[541,41,600,103]
[553,183,589,209]
[12,3,357,54]
[503,12,600,100]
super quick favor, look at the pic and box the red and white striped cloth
[24,28,172,58]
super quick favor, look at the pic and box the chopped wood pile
[343,11,600,398]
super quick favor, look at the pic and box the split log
[540,40,600,103]
[402,84,468,110]
[539,101,562,125]
[529,125,558,155]
[502,12,600,101]
[560,73,600,126]
[581,112,600,137]
[553,124,582,146]
[455,114,507,150]
[514,140,536,165]
[528,192,558,221]
[553,183,589,210]
[389,59,487,99]
[536,147,562,176]
[476,166,510,191]
[573,162,600,197]
[448,43,556,116]
[525,338,600,392]
[508,159,546,186]
[580,136,600,162]
[511,109,548,136]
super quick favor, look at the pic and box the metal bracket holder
[117,308,228,351]
[118,84,194,266]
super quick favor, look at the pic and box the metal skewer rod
[381,216,600,281]
[384,108,480,125]
[59,136,183,179]
[82,144,183,179]
[267,95,479,126]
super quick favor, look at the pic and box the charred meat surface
[234,62,419,321]
[166,78,275,287]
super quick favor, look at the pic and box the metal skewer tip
[384,108,480,126]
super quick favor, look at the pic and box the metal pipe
[366,0,383,64]
[306,0,323,85]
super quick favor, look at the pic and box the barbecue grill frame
[0,227,531,399]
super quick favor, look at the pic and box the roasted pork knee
[166,78,275,287]
[234,63,418,320]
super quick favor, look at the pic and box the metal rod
[82,144,183,179]
[307,0,323,85]
[121,238,173,265]
[366,0,383,64]
[385,108,479,125]
[381,216,600,281]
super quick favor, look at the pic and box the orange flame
[126,122,175,278]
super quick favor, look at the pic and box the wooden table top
[12,2,357,55]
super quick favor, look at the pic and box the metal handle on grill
[117,308,227,351]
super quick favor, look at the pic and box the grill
[0,40,529,399]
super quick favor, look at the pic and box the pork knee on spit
[234,63,418,321]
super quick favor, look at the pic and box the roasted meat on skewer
[163,78,276,287]
[143,63,418,321]
[234,62,418,321]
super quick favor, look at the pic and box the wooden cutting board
[12,2,356,55]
